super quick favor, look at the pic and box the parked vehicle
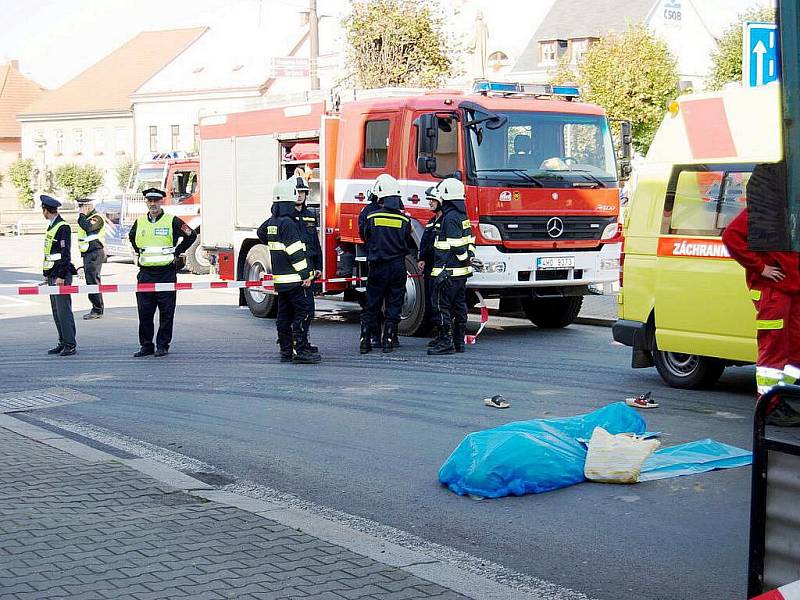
[613,85,782,388]
[102,152,208,274]
[200,81,630,334]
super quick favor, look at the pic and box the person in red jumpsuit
[723,203,800,426]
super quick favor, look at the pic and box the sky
[0,0,775,90]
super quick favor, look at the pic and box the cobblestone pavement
[0,426,469,600]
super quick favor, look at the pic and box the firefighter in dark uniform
[257,180,320,364]
[293,176,322,350]
[358,180,386,346]
[360,174,414,354]
[428,178,475,355]
[41,195,78,356]
[417,186,443,346]
[76,198,106,319]
[128,188,196,357]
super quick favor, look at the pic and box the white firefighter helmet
[370,173,401,199]
[436,177,465,202]
[424,185,440,201]
[272,179,297,202]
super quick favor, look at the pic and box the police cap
[40,195,61,210]
[142,188,166,201]
[76,197,95,205]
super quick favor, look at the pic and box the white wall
[20,115,133,197]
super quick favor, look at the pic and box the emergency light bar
[473,81,581,99]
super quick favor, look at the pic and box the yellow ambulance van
[612,85,783,388]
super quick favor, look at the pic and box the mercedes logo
[546,217,565,238]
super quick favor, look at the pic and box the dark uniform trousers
[83,248,105,313]
[362,258,407,331]
[48,273,76,347]
[136,269,177,351]
[276,286,315,347]
[432,277,468,330]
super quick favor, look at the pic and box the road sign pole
[777,2,800,249]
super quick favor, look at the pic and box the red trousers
[753,287,800,394]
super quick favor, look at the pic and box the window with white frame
[171,125,179,150]
[571,39,589,64]
[73,129,84,155]
[115,127,127,154]
[94,128,105,154]
[55,130,64,155]
[540,41,556,65]
[149,126,158,152]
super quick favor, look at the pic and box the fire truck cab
[200,82,628,335]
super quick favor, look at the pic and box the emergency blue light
[473,81,582,99]
[473,81,520,94]
[551,85,581,97]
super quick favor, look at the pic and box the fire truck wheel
[521,296,582,328]
[653,349,725,389]
[398,255,426,337]
[185,235,211,275]
[244,245,278,318]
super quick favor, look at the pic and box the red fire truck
[199,82,629,335]
[103,152,209,274]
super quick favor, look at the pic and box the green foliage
[707,6,776,90]
[343,0,451,89]
[549,54,579,86]
[579,24,678,154]
[8,158,34,208]
[115,155,135,190]
[53,163,104,201]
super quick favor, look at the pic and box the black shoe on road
[154,348,169,357]
[59,345,77,356]
[47,345,65,355]
[133,347,155,358]
[83,312,102,320]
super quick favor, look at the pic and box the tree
[343,0,451,89]
[707,6,776,91]
[115,155,135,190]
[579,24,678,154]
[8,158,35,208]
[53,163,104,201]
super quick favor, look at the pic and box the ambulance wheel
[398,255,426,337]
[185,235,210,275]
[521,296,582,328]
[653,350,725,389]
[244,245,278,318]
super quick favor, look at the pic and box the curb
[0,414,585,600]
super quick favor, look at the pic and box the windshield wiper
[566,169,607,188]
[475,168,545,187]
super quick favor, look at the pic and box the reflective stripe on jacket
[134,213,175,267]
[43,220,70,271]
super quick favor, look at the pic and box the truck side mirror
[416,114,439,157]
[619,160,632,181]
[620,121,632,160]
[417,156,437,175]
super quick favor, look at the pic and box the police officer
[257,180,320,364]
[417,186,443,346]
[76,198,106,319]
[128,188,196,357]
[428,178,475,356]
[360,174,414,354]
[41,195,78,356]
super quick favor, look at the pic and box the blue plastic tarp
[438,402,646,498]
[438,403,753,498]
[639,439,752,481]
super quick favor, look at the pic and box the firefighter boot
[382,323,397,354]
[359,324,372,354]
[427,325,455,355]
[453,322,466,353]
[427,325,440,348]
[278,333,293,363]
[292,332,321,364]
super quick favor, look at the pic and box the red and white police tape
[752,580,800,600]
[0,274,491,343]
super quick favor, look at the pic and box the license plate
[536,256,575,270]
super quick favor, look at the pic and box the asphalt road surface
[0,235,756,600]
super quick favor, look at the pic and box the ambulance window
[364,120,389,168]
[716,171,750,230]
[669,171,724,234]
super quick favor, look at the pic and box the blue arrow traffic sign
[743,22,780,87]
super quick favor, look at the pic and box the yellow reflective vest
[77,212,106,253]
[43,220,70,272]
[134,212,175,267]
